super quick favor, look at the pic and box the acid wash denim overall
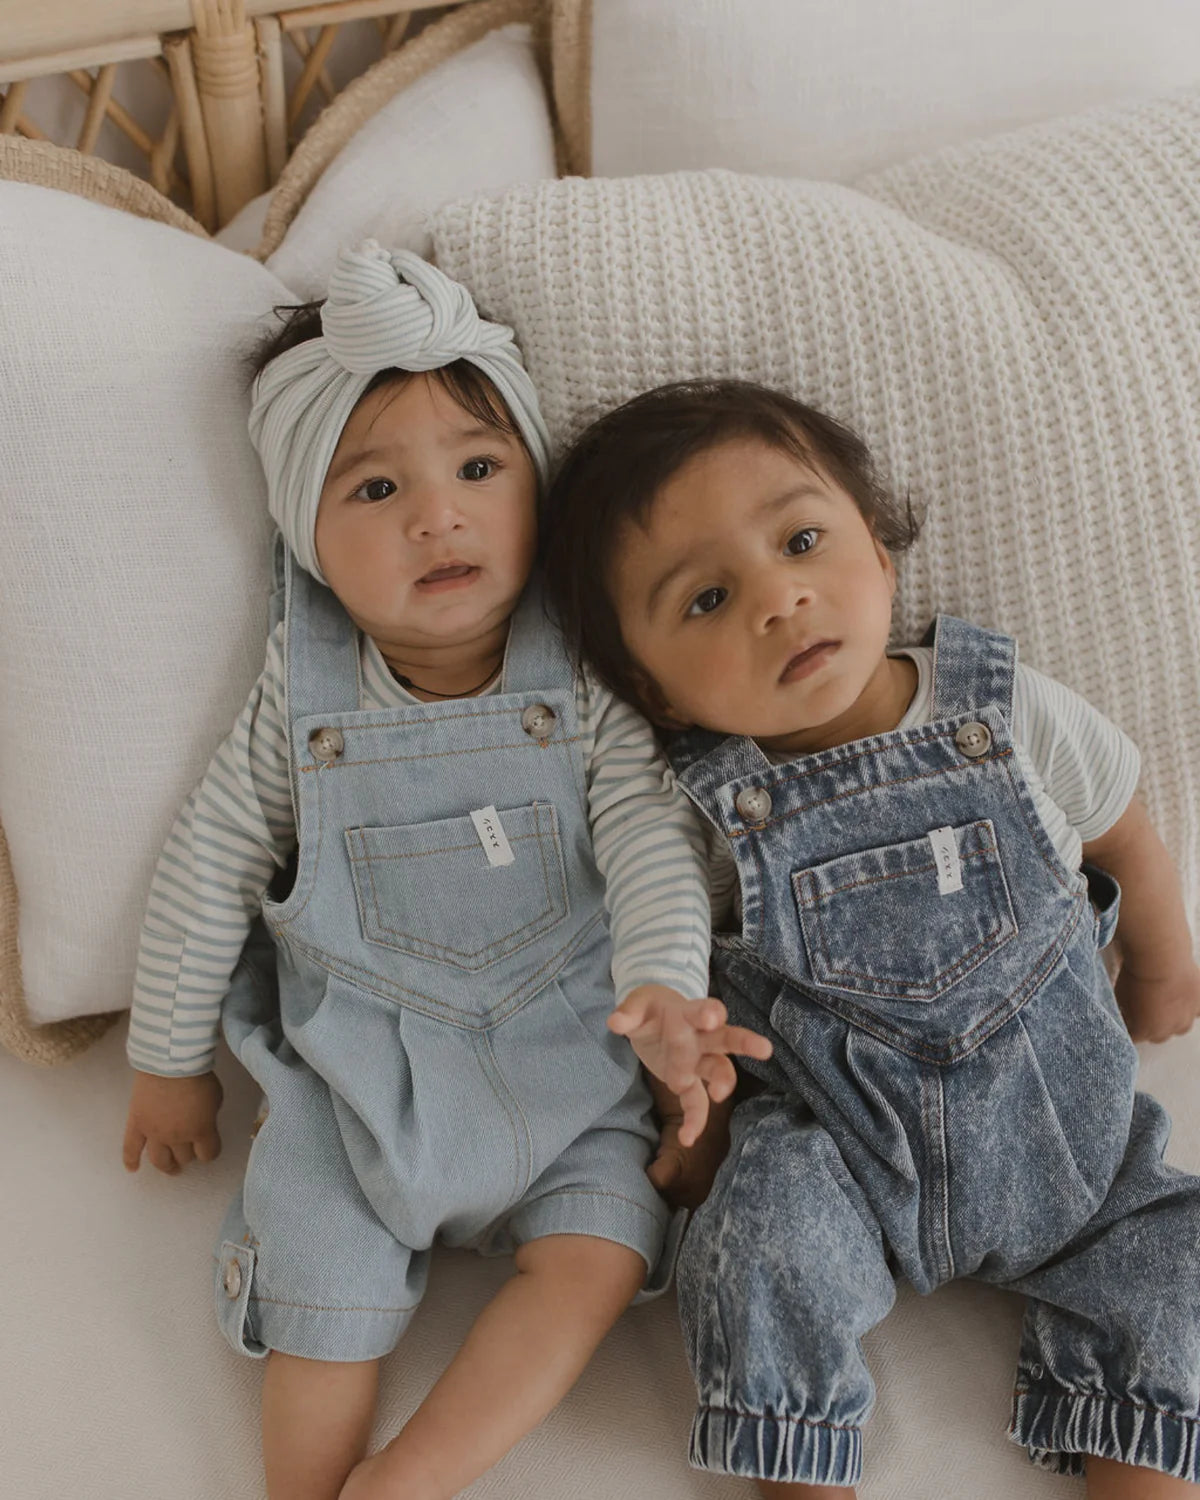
[668,616,1200,1488]
[213,546,670,1362]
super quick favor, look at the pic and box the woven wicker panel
[1,4,500,229]
[0,138,207,1066]
[0,52,201,204]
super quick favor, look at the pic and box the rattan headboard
[0,0,592,235]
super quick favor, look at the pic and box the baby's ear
[635,671,690,732]
[873,535,898,593]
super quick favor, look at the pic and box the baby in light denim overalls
[544,378,1200,1499]
[121,250,770,1500]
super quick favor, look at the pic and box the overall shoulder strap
[925,614,1016,720]
[282,544,361,727]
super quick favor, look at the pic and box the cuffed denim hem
[506,1186,669,1280]
[1011,1384,1200,1481]
[215,1244,418,1363]
[689,1404,863,1486]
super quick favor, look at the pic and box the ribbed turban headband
[248,241,550,582]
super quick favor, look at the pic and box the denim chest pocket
[792,819,1017,1003]
[347,803,569,971]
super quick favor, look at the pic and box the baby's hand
[122,1069,223,1175]
[610,984,772,1146]
[649,1104,733,1210]
[1115,962,1200,1043]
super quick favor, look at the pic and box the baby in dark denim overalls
[544,379,1200,1500]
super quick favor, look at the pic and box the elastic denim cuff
[689,1404,862,1486]
[1011,1384,1200,1481]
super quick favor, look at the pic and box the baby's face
[609,437,903,756]
[314,372,537,654]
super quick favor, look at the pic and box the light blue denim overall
[668,616,1200,1487]
[213,544,670,1362]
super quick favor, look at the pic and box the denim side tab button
[955,721,992,758]
[223,1257,243,1298]
[735,787,772,823]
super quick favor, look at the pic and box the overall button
[308,726,344,765]
[955,721,992,759]
[521,703,556,738]
[223,1259,242,1299]
[735,786,773,823]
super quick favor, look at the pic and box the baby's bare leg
[346,1234,645,1499]
[1087,1458,1198,1497]
[262,1352,379,1500]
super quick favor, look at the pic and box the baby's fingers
[122,1120,146,1173]
[607,993,653,1036]
[146,1140,182,1176]
[194,1128,222,1164]
[696,1053,738,1103]
[675,1078,710,1148]
[647,1147,685,1193]
[680,996,727,1032]
[703,1024,773,1062]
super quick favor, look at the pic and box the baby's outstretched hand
[610,984,772,1146]
[1116,962,1200,1043]
[123,1069,223,1175]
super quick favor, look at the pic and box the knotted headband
[248,240,550,582]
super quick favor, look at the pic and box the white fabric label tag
[470,805,515,867]
[928,826,963,895]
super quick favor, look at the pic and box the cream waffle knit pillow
[432,90,1200,935]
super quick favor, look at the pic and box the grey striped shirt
[128,621,712,1076]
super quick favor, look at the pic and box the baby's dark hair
[246,298,521,442]
[543,378,920,723]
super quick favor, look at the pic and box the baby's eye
[352,477,396,503]
[785,527,819,556]
[688,586,727,617]
[459,457,497,482]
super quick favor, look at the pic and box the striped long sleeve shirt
[128,621,712,1076]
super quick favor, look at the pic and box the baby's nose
[407,486,464,537]
[757,570,812,627]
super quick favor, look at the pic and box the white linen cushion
[433,89,1200,942]
[265,24,556,300]
[591,0,1200,181]
[0,183,290,1025]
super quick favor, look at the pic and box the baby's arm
[1012,662,1199,1044]
[123,619,297,1173]
[1083,796,1200,1042]
[580,674,771,1144]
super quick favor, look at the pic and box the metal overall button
[308,726,345,765]
[955,721,992,759]
[521,703,557,738]
[735,786,773,823]
[223,1259,242,1299]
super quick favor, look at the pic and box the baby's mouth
[779,640,838,684]
[415,562,479,589]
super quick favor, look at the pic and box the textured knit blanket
[433,89,1200,930]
